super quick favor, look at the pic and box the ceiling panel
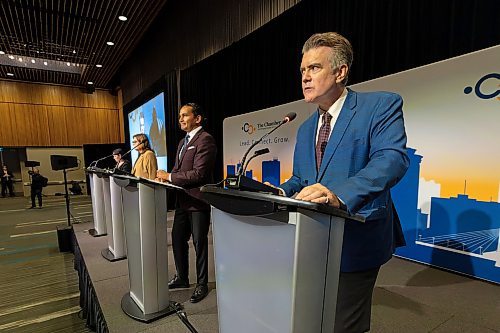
[0,0,167,88]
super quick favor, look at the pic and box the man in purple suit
[156,103,217,303]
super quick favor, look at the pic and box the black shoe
[29,206,35,209]
[190,284,208,303]
[168,275,189,289]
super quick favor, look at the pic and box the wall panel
[0,80,120,147]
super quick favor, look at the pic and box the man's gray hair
[302,32,353,84]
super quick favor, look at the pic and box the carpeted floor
[1,195,499,333]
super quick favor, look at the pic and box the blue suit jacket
[281,89,409,272]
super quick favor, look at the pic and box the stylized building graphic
[226,163,253,179]
[392,147,500,282]
[262,158,281,186]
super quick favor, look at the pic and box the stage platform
[72,221,219,333]
[69,219,500,333]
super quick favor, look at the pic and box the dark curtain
[73,231,109,333]
[180,0,499,181]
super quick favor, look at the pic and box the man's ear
[336,64,349,84]
[196,115,203,125]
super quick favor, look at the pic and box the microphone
[122,140,144,158]
[226,112,296,194]
[241,148,270,176]
[237,112,296,177]
[89,154,113,168]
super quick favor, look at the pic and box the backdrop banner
[223,45,500,284]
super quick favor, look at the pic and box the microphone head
[254,148,270,156]
[284,112,297,123]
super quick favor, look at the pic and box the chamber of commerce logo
[242,122,255,134]
[464,73,500,100]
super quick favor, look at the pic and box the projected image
[128,92,168,171]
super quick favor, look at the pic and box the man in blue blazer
[280,32,409,332]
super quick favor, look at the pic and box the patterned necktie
[316,112,332,171]
[179,134,190,159]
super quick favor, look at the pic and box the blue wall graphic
[262,158,281,187]
[392,148,500,284]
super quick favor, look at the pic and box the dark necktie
[179,135,190,159]
[316,112,332,171]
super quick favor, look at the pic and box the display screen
[127,92,167,171]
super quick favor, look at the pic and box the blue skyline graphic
[226,158,281,186]
[391,148,500,284]
[262,158,280,187]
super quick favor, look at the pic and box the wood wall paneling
[0,80,120,147]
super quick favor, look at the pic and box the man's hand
[263,182,285,196]
[295,183,340,207]
[156,170,170,183]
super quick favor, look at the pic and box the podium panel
[212,209,344,333]
[201,186,359,333]
[88,173,107,236]
[101,175,128,261]
[116,175,177,322]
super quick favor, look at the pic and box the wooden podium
[201,186,364,333]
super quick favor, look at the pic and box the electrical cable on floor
[172,302,199,333]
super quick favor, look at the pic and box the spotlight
[118,15,128,21]
[43,61,48,66]
[18,57,23,62]
[31,59,36,63]
[8,55,14,59]
[0,51,5,54]
[87,81,94,85]
[66,62,71,66]
[7,73,14,76]
[96,64,103,68]
[106,41,114,46]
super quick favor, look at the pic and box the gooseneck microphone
[236,112,296,176]
[241,148,270,177]
[89,154,114,168]
[122,140,144,158]
[226,112,296,194]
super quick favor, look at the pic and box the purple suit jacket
[170,128,217,211]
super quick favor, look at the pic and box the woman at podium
[131,134,157,180]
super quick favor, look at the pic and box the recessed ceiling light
[106,41,114,46]
[73,50,76,54]
[7,73,14,76]
[18,57,23,62]
[87,81,94,85]
[8,55,14,59]
[0,51,5,54]
[31,59,36,63]
[96,64,103,68]
[118,15,128,21]
[43,61,48,66]
[66,62,71,66]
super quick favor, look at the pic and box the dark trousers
[31,188,42,207]
[334,266,380,333]
[1,182,14,197]
[172,208,211,285]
